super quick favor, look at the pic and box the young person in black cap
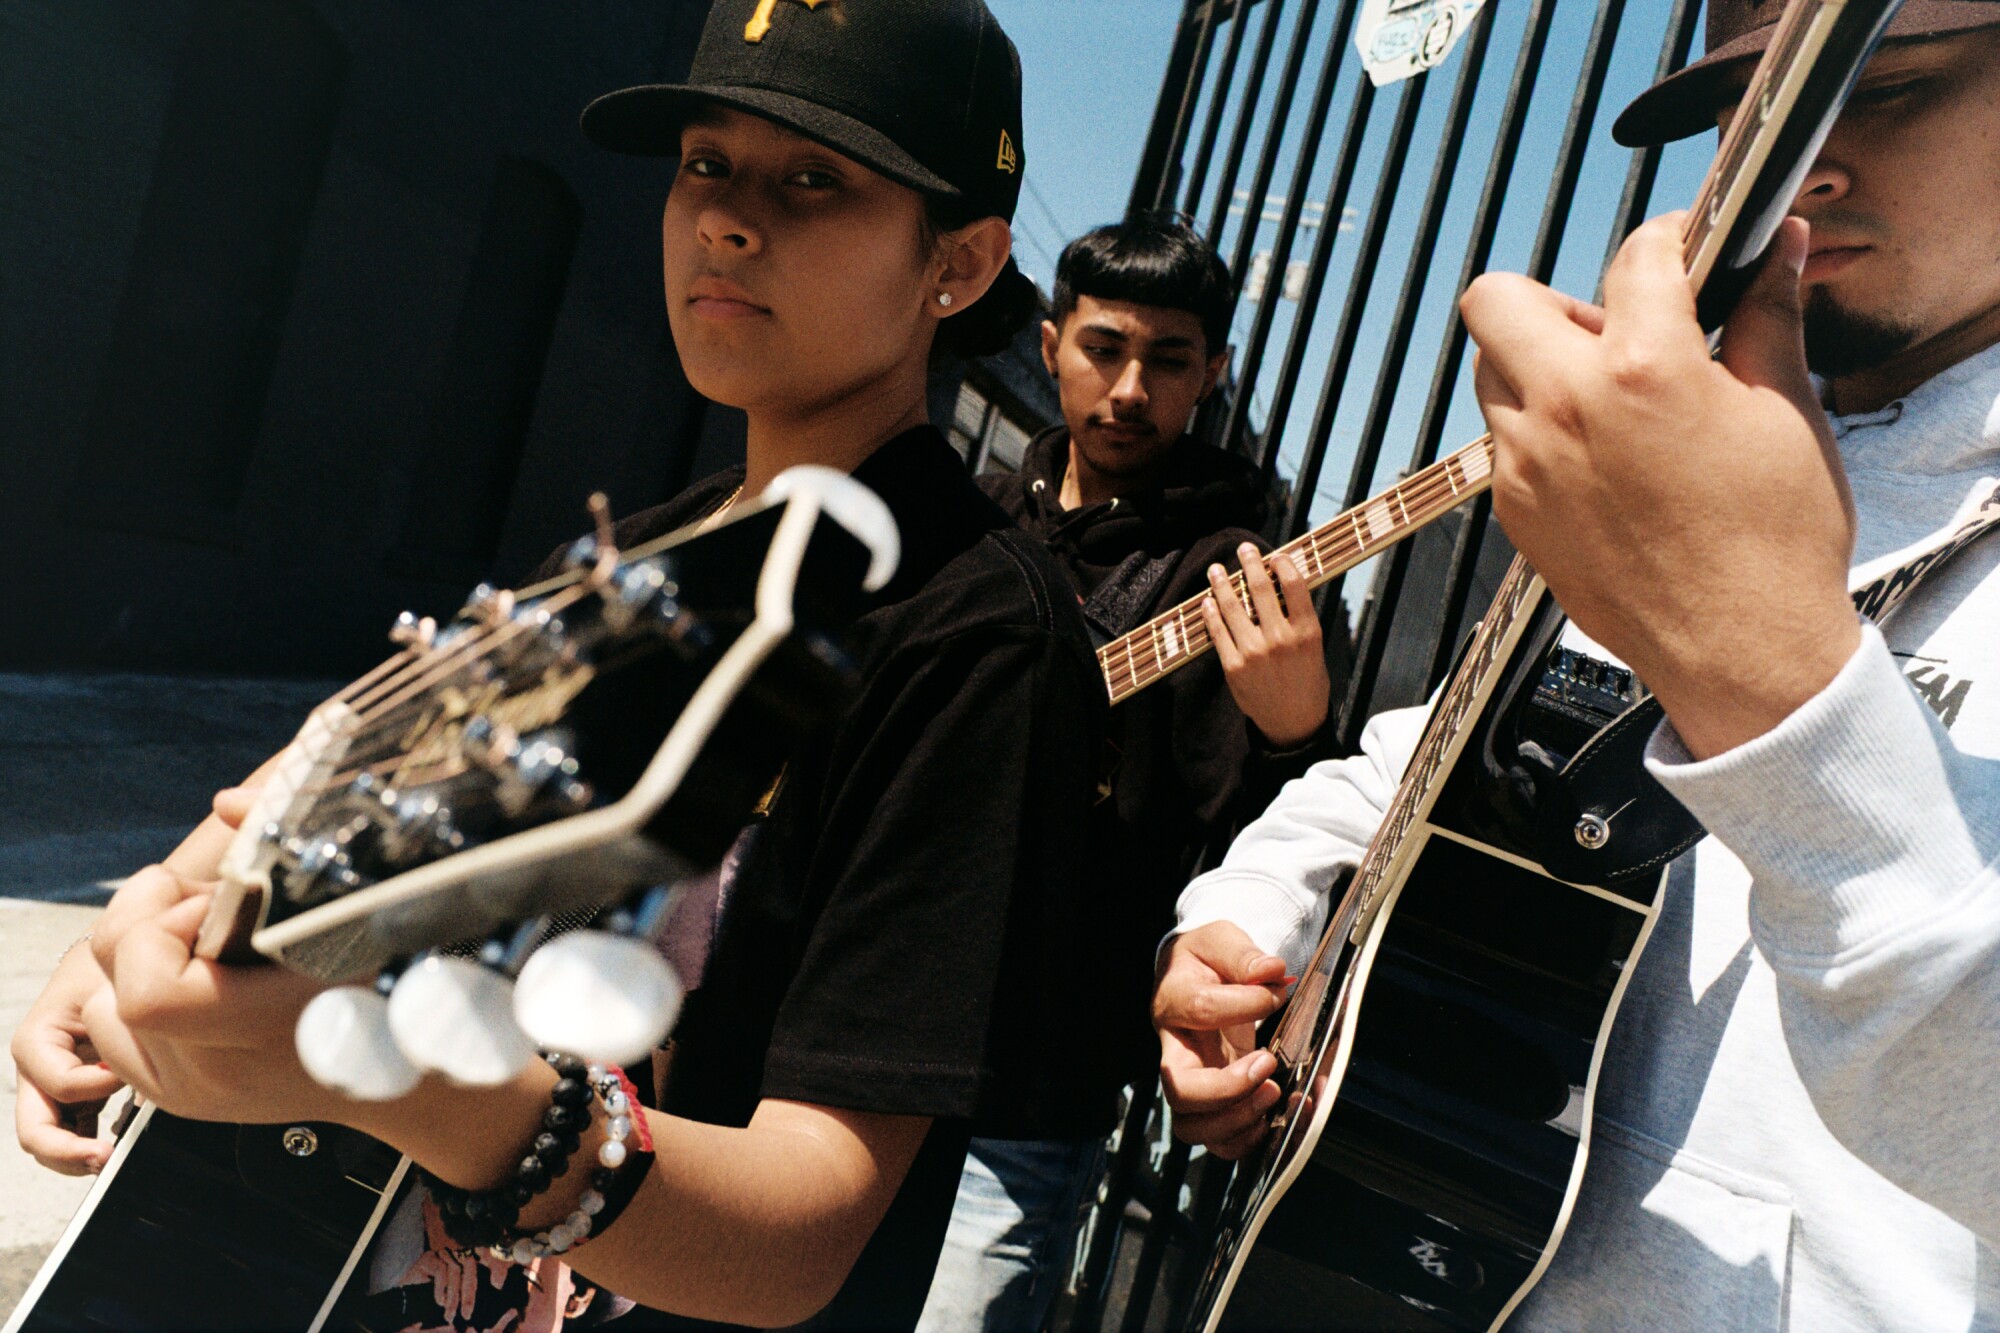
[919,217,1334,1333]
[11,2,1142,1329]
[1155,5,2000,1328]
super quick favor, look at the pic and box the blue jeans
[916,1136,1104,1333]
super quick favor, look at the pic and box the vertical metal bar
[1203,0,1291,247]
[1163,1155,1237,1330]
[1414,0,1633,697]
[1245,65,1376,490]
[1066,1089,1154,1328]
[1333,0,1563,745]
[1130,2,1216,217]
[1524,0,1630,283]
[1602,0,1703,270]
[968,398,998,474]
[1254,71,1424,490]
[1182,1,1259,216]
[1221,0,1364,461]
[1223,0,1325,307]
[1153,0,1225,214]
[1117,1139,1194,1333]
[1280,2,1495,536]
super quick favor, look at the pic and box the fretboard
[1099,0,1871,710]
[1099,435,1496,704]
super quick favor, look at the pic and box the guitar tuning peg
[462,583,516,627]
[295,982,423,1101]
[387,953,537,1086]
[512,905,683,1067]
[389,611,437,650]
[599,559,667,631]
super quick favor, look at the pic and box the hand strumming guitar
[1153,920,1292,1159]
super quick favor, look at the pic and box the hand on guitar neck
[1202,545,1331,750]
[11,768,274,1175]
[1463,213,1861,760]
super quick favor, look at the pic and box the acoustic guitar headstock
[194,467,897,1099]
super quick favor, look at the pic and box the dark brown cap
[1613,0,2000,147]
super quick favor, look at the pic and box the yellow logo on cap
[745,0,830,43]
[997,129,1018,174]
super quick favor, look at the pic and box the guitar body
[1178,0,1903,1322]
[1191,568,1663,1333]
[6,1106,407,1333]
[7,469,899,1333]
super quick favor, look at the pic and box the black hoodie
[980,425,1333,1072]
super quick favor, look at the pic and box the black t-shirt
[581,428,1127,1331]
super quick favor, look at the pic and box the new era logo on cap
[583,0,1026,224]
[745,0,828,43]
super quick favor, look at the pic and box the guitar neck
[1099,435,1497,704]
[1100,0,1894,710]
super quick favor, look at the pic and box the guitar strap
[1522,477,2000,887]
[1079,549,1178,648]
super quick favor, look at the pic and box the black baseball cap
[1614,0,2000,146]
[581,0,1026,224]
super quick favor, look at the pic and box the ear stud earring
[937,292,954,307]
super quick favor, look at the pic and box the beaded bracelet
[556,1064,656,1248]
[495,1064,655,1265]
[423,1054,596,1251]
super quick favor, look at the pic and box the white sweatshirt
[1176,341,2000,1331]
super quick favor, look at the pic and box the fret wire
[1281,0,1818,989]
[1097,438,1502,695]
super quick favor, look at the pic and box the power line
[1010,211,1065,288]
[1022,172,1075,255]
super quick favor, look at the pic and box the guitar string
[1106,13,1813,707]
[1100,441,1491,687]
[1100,441,1496,697]
[310,581,604,794]
[1100,472,1466,693]
[1256,0,1816,1059]
[1269,554,1539,1057]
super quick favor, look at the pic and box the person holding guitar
[920,218,1334,1332]
[10,2,1145,1329]
[1155,4,2000,1328]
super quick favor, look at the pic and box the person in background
[1154,8,2000,1329]
[11,2,1145,1330]
[920,217,1336,1333]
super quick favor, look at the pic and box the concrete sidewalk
[0,671,336,1321]
[1,899,108,1318]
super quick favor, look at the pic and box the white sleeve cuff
[1173,871,1325,977]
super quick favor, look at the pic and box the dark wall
[0,0,740,676]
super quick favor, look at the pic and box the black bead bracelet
[423,1055,592,1252]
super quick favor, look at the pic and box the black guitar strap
[1517,479,2000,887]
[1079,549,1178,648]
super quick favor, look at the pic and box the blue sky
[986,1,1189,286]
[988,0,1721,613]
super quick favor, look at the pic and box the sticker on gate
[1355,0,1487,87]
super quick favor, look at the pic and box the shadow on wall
[0,0,741,677]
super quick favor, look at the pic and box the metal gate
[1060,0,1712,1325]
